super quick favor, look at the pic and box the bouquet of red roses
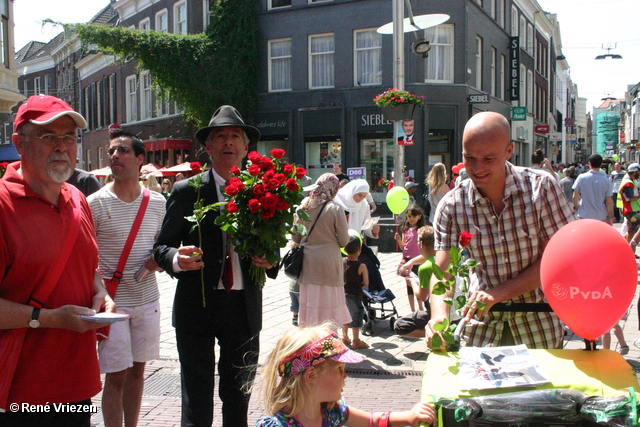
[0,162,8,179]
[213,148,310,285]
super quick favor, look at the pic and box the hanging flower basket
[380,104,416,121]
[373,88,426,122]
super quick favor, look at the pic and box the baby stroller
[360,288,399,336]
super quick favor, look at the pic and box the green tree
[74,0,259,127]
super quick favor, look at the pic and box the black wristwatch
[28,307,41,328]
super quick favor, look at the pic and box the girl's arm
[359,263,369,288]
[346,403,436,427]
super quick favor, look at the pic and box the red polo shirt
[0,162,101,405]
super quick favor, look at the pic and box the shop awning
[144,139,192,151]
[0,144,20,162]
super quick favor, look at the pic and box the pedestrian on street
[88,132,166,427]
[572,153,614,224]
[618,163,640,242]
[611,162,625,223]
[0,94,114,426]
[426,112,575,350]
[153,105,278,427]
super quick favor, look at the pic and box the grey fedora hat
[194,105,261,145]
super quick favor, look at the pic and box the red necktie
[222,235,233,292]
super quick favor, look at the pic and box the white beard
[47,153,73,183]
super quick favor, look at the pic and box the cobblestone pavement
[91,238,640,426]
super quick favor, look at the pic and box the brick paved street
[90,235,640,426]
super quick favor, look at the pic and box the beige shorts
[98,300,161,374]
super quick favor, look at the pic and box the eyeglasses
[33,133,77,146]
[107,145,133,156]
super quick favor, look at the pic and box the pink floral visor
[278,332,364,377]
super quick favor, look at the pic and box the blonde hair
[426,163,447,195]
[418,225,435,250]
[260,323,337,417]
[143,173,162,193]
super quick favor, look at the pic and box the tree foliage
[74,0,259,127]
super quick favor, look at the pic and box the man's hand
[177,245,205,270]
[372,224,380,238]
[460,290,496,321]
[92,288,116,314]
[251,254,276,269]
[40,305,110,333]
[144,255,161,272]
[425,316,448,350]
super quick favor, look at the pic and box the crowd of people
[1,95,637,427]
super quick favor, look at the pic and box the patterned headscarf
[301,173,340,211]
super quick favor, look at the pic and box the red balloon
[540,219,637,341]
[452,162,464,174]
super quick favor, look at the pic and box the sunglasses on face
[107,145,133,156]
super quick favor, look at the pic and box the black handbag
[282,203,327,279]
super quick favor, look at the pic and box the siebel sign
[509,37,520,101]
[468,94,490,104]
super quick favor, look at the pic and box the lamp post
[392,0,405,188]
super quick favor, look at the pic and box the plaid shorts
[626,211,640,234]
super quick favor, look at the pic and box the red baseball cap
[14,95,87,132]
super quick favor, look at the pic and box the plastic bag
[581,388,639,427]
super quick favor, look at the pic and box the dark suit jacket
[154,169,276,336]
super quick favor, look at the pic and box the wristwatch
[28,307,41,328]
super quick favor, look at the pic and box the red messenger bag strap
[0,186,83,411]
[104,188,151,298]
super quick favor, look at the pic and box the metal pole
[392,0,405,188]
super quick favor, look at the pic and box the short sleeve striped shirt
[433,162,576,348]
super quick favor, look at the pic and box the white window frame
[203,0,210,28]
[84,86,90,129]
[126,75,138,123]
[139,18,151,31]
[527,69,534,112]
[475,36,482,90]
[96,80,103,128]
[269,0,291,9]
[268,38,292,92]
[309,33,335,89]
[490,0,496,19]
[490,47,496,97]
[140,72,152,120]
[519,16,526,48]
[22,79,28,96]
[86,149,92,172]
[309,0,331,4]
[520,64,526,105]
[354,28,382,87]
[155,9,168,33]
[527,23,534,54]
[98,147,103,169]
[499,0,505,28]
[34,77,41,95]
[174,1,187,35]
[500,54,505,100]
[423,24,454,83]
[511,6,518,36]
[44,74,52,95]
[109,74,116,124]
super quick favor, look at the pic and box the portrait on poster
[397,119,415,145]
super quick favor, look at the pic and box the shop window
[304,140,340,182]
[360,137,394,203]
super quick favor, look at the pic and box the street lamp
[377,8,449,187]
[595,43,623,60]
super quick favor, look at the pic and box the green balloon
[613,154,619,161]
[341,229,363,255]
[386,186,410,214]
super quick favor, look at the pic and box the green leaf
[432,264,445,280]
[453,295,467,310]
[449,245,460,265]
[297,209,311,222]
[433,321,446,332]
[432,282,447,296]
[293,223,308,236]
[431,334,443,349]
[442,332,456,344]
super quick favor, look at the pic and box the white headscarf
[334,179,371,234]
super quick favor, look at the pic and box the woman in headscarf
[334,179,385,292]
[293,173,351,327]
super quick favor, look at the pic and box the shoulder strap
[28,188,83,308]
[303,201,328,242]
[111,188,151,285]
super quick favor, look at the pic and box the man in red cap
[0,95,113,426]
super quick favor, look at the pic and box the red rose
[248,164,262,176]
[270,148,286,159]
[260,208,276,221]
[225,184,240,197]
[190,162,202,174]
[226,200,239,214]
[286,178,299,192]
[273,173,286,184]
[261,158,274,171]
[262,170,275,182]
[267,178,280,190]
[252,183,265,196]
[387,181,394,191]
[248,151,263,164]
[276,197,290,211]
[228,177,245,190]
[248,198,261,213]
[230,165,241,176]
[260,192,278,209]
[295,167,307,179]
[282,164,294,176]
[459,232,474,247]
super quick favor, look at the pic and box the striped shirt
[434,162,576,348]
[88,186,166,306]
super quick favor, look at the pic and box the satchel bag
[282,203,327,280]
[97,189,150,341]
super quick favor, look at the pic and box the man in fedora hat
[154,106,278,427]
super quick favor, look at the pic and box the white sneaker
[633,338,640,350]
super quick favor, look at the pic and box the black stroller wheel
[389,316,396,330]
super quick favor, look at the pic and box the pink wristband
[379,412,391,427]
[369,412,374,427]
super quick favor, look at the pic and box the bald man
[426,112,575,349]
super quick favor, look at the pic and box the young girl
[255,324,436,427]
[395,205,426,312]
